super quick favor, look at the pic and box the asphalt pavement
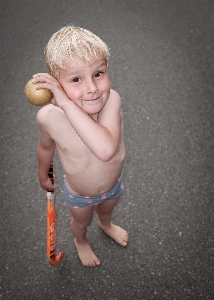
[1,1,214,299]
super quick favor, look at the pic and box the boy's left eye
[94,72,103,78]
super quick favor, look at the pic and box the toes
[84,260,101,267]
[83,258,101,267]
[84,260,101,268]
[96,260,101,266]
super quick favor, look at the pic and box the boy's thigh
[67,205,95,224]
[95,197,120,213]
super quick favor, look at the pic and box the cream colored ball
[24,80,53,106]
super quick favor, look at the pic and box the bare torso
[44,104,125,196]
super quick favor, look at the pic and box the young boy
[33,26,128,267]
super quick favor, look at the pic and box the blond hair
[44,25,110,78]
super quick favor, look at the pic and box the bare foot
[74,238,101,267]
[99,223,128,246]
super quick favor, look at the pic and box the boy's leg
[67,205,101,267]
[95,197,128,246]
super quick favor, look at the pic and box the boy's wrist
[59,96,74,110]
[51,94,72,111]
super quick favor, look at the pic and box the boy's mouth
[85,96,100,102]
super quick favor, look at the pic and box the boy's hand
[39,177,56,192]
[32,73,70,109]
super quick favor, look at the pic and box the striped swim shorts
[63,174,124,208]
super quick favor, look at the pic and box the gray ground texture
[0,1,214,299]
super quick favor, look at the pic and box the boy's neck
[90,113,98,121]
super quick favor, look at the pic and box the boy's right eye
[72,77,80,83]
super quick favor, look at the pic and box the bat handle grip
[47,162,54,192]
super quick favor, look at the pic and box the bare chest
[51,117,92,159]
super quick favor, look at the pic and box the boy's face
[58,56,110,115]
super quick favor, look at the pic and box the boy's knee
[72,219,91,229]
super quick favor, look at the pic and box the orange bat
[47,162,64,265]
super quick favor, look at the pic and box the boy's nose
[86,79,98,94]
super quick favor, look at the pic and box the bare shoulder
[108,89,121,104]
[98,89,122,128]
[100,89,121,115]
[36,104,55,121]
[109,90,124,123]
[36,104,62,127]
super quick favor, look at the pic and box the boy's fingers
[47,185,56,192]
[51,98,58,106]
[47,186,56,192]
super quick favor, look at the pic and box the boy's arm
[33,74,121,162]
[36,110,56,190]
[61,90,121,162]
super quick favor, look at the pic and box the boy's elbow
[99,155,114,162]
[98,147,116,162]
